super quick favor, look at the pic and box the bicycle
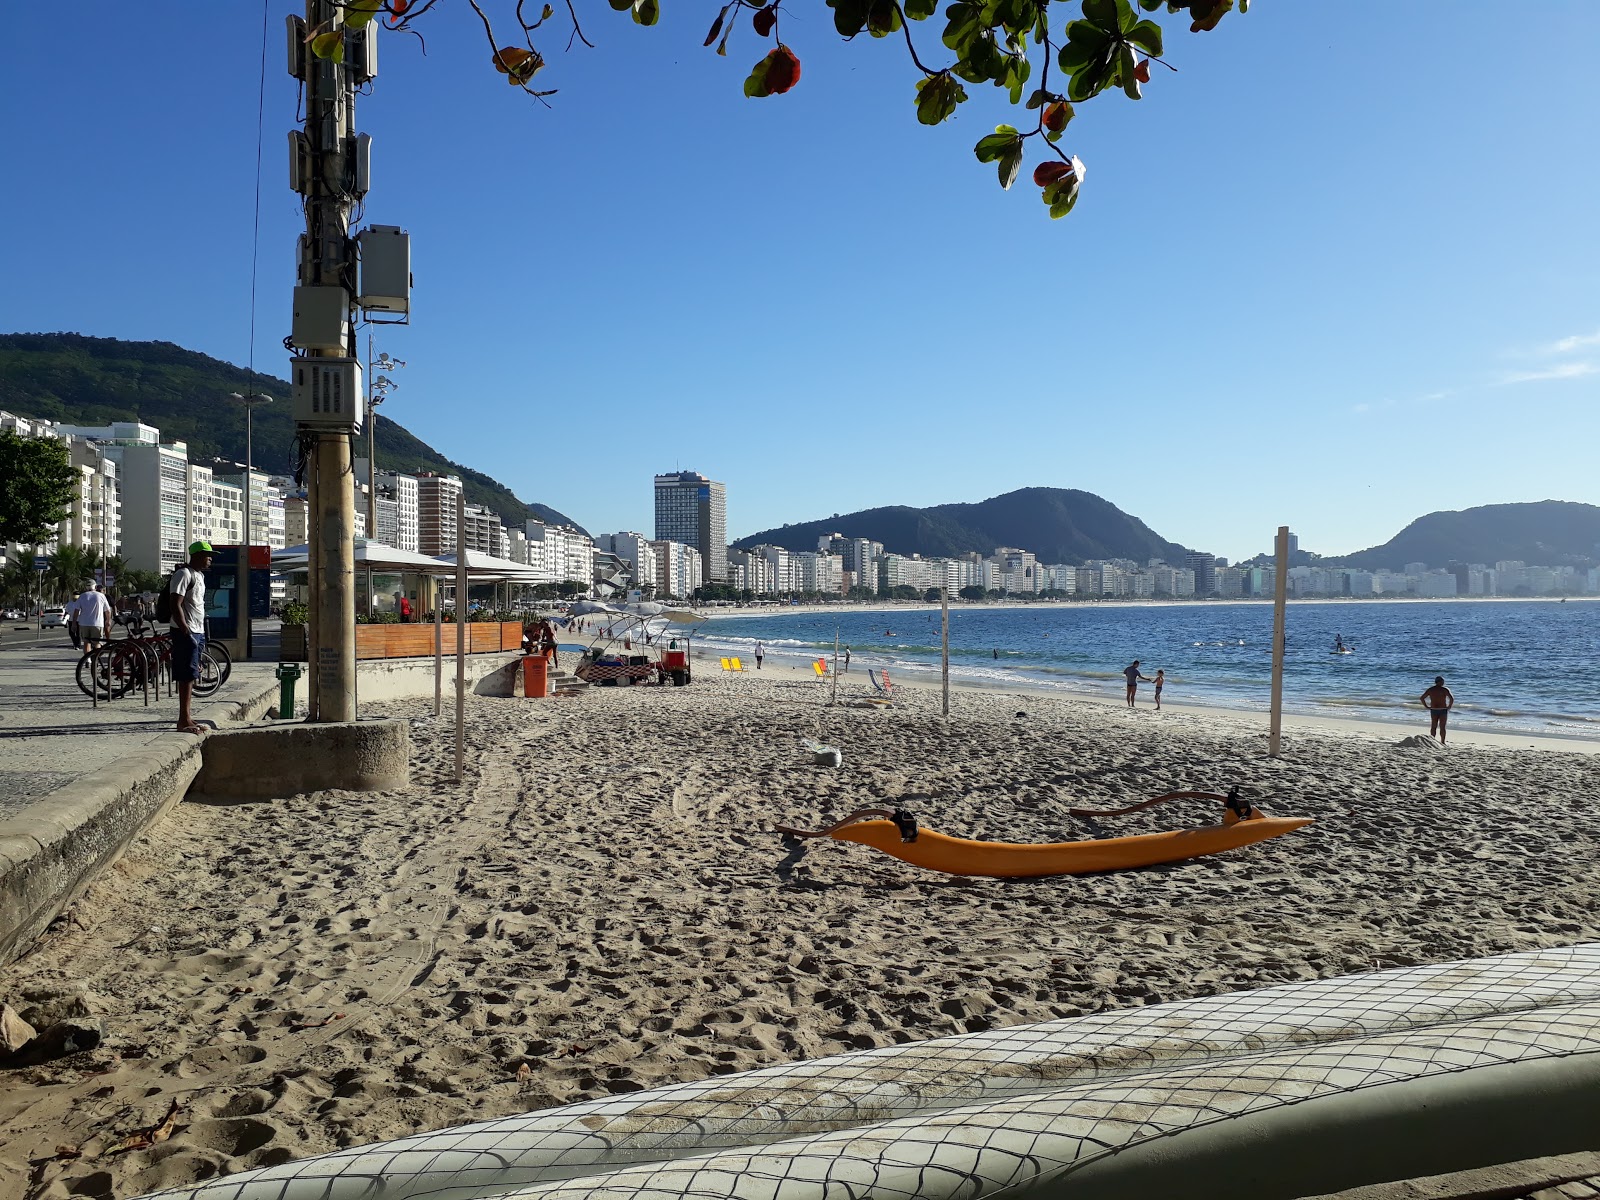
[78,617,222,702]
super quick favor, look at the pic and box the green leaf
[1118,41,1140,98]
[914,72,967,124]
[997,142,1024,189]
[744,55,772,97]
[905,0,937,17]
[1125,18,1162,54]
[1025,87,1050,109]
[1004,52,1030,103]
[829,0,871,37]
[1066,53,1112,101]
[1058,21,1109,72]
[632,0,659,26]
[608,0,632,9]
[941,0,984,54]
[1114,0,1138,32]
[867,0,902,37]
[310,30,345,62]
[973,125,1021,162]
[1081,0,1119,32]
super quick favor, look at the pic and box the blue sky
[2,2,1596,561]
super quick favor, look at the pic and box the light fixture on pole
[228,391,274,660]
[365,337,406,539]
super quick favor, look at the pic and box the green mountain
[1323,501,1600,570]
[0,332,583,533]
[734,486,1192,565]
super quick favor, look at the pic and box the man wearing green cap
[169,541,214,734]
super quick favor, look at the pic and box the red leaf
[1033,161,1074,187]
[764,44,801,94]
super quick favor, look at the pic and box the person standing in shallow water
[1123,660,1151,708]
[1153,669,1165,710]
[1420,676,1454,744]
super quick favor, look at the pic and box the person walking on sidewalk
[169,541,214,735]
[74,581,112,658]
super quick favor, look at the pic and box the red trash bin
[523,652,549,699]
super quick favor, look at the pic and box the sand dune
[3,665,1599,1198]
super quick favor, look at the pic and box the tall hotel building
[653,471,727,583]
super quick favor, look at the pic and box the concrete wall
[0,736,209,966]
[190,719,410,800]
[355,650,522,704]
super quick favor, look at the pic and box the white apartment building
[791,551,844,595]
[1041,564,1078,594]
[729,547,776,594]
[525,520,597,586]
[879,553,939,594]
[415,473,463,556]
[596,532,659,590]
[651,539,703,599]
[373,469,420,552]
[61,440,122,561]
[114,441,192,573]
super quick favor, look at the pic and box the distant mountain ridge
[1323,501,1600,571]
[0,332,584,534]
[733,487,1192,565]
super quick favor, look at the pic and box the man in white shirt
[169,541,214,735]
[75,582,112,656]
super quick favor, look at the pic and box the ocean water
[697,600,1600,739]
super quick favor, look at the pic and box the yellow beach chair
[812,658,830,678]
[730,656,748,672]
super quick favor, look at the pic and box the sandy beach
[4,659,1600,1198]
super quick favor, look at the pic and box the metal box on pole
[356,226,411,315]
[291,358,364,432]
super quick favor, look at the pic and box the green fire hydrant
[275,662,303,720]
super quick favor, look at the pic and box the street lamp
[228,391,274,659]
[365,336,406,538]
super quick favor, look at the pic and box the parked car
[40,606,67,628]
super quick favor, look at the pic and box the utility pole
[293,0,359,722]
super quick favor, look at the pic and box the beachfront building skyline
[654,471,727,584]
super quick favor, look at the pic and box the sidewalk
[0,640,277,818]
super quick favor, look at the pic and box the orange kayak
[778,795,1312,878]
[827,815,1312,878]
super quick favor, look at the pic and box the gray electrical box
[291,358,364,432]
[357,226,411,315]
[291,285,349,351]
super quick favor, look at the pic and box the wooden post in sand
[832,627,840,705]
[455,491,467,782]
[1269,525,1289,757]
[941,586,950,718]
[433,583,442,718]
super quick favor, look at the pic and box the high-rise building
[415,473,463,555]
[1185,550,1217,597]
[653,471,726,583]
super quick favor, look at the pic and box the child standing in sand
[1153,669,1165,710]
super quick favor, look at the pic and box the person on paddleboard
[1334,634,1346,653]
[1420,676,1454,744]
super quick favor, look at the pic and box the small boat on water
[778,792,1311,878]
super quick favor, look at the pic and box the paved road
[0,640,277,818]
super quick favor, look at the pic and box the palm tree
[46,545,103,602]
[0,558,37,608]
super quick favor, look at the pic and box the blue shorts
[171,629,205,683]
